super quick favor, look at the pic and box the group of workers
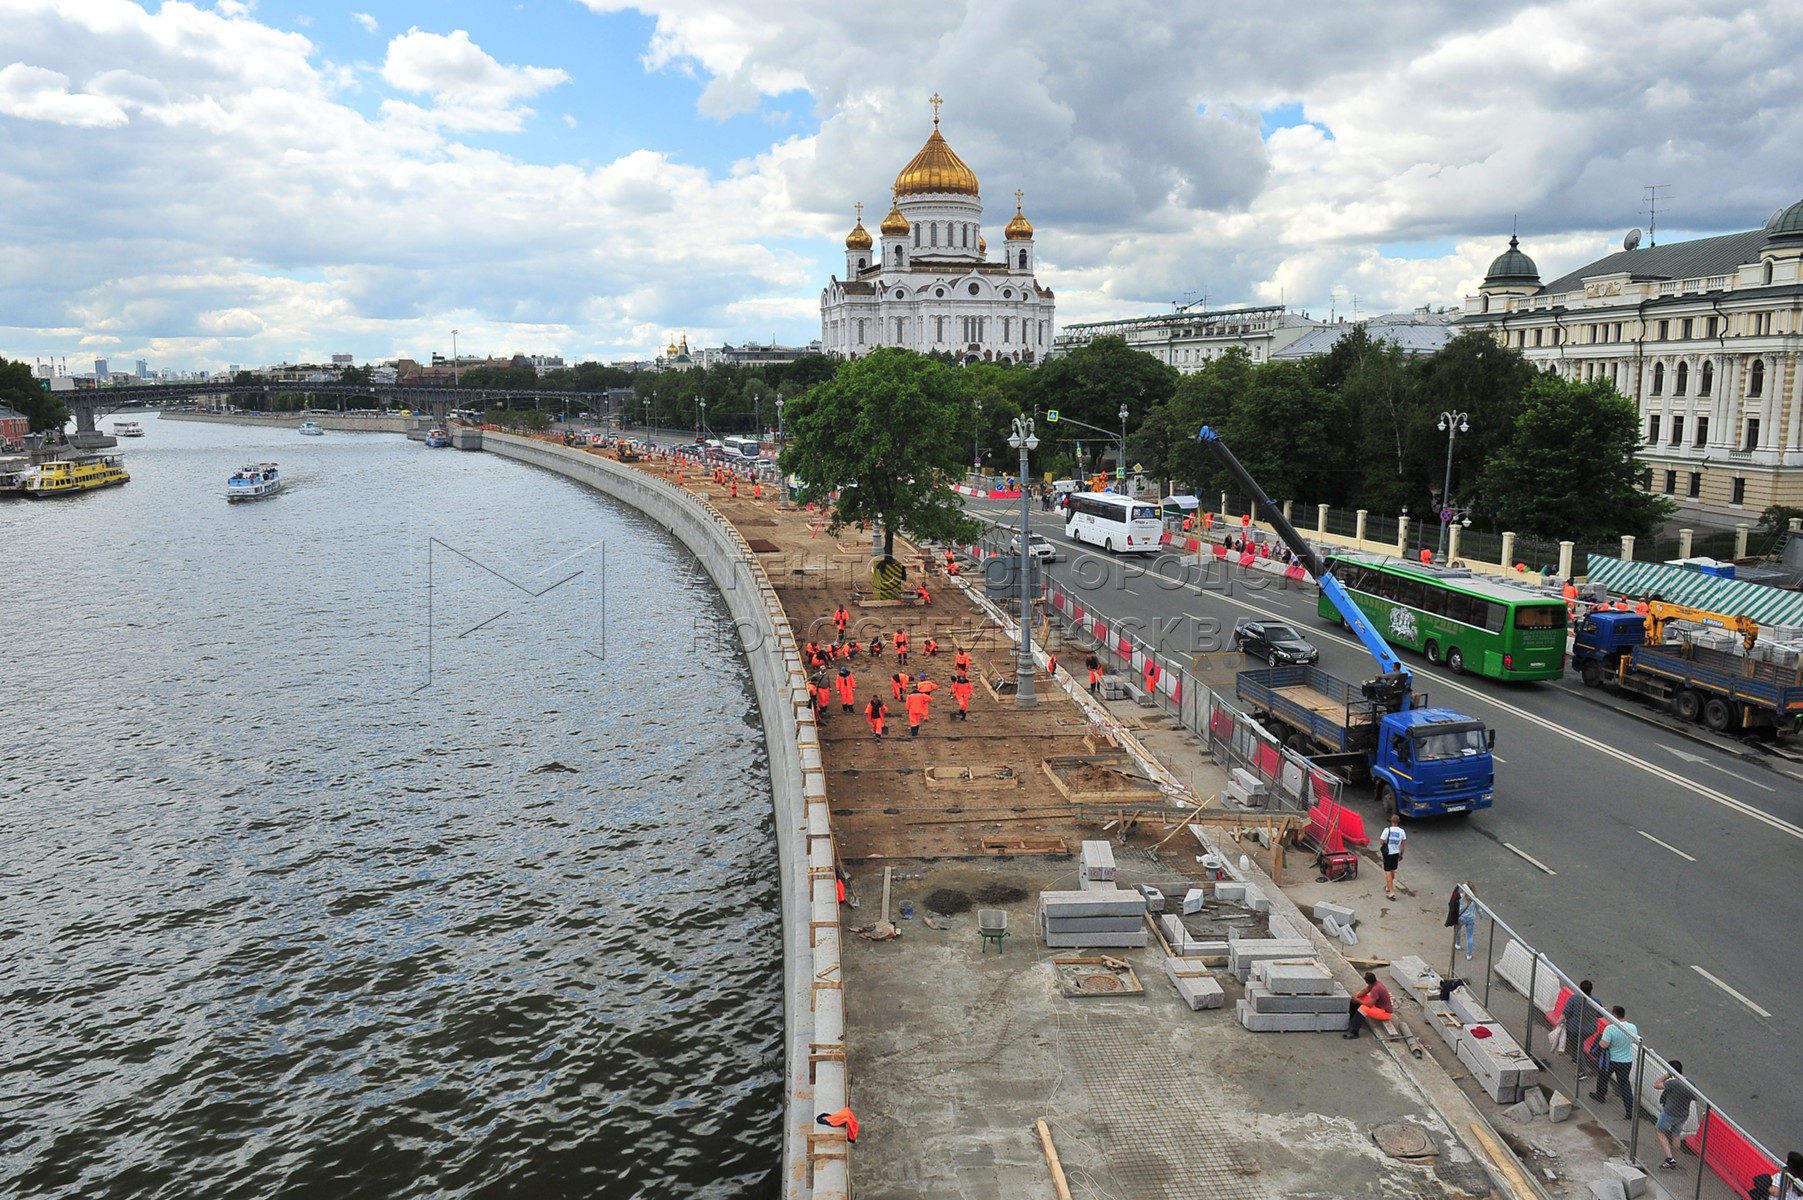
[808,613,978,737]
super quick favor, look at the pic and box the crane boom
[1196,425,1412,700]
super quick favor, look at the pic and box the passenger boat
[298,421,325,436]
[22,455,130,497]
[226,462,282,501]
[112,420,145,438]
[424,427,450,448]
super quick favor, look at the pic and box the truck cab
[1571,609,1649,685]
[1373,709,1496,818]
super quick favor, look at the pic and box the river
[0,415,782,1199]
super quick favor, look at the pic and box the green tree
[1020,336,1178,468]
[779,348,982,560]
[1219,362,1345,505]
[0,356,69,433]
[338,364,373,387]
[1409,329,1538,513]
[1479,375,1672,540]
[1143,347,1254,494]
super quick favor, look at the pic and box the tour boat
[298,421,324,436]
[112,420,145,438]
[424,428,450,448]
[226,462,282,502]
[22,455,130,497]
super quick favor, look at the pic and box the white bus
[720,436,763,463]
[1063,492,1164,554]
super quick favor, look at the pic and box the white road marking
[1691,965,1771,1019]
[1636,830,1696,862]
[1661,746,1777,792]
[1503,843,1558,875]
[992,509,1803,841]
[1491,754,1507,763]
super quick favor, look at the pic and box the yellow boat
[22,455,130,497]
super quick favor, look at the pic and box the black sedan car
[1230,620,1319,664]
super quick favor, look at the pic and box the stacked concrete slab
[1079,840,1115,882]
[1235,958,1351,1032]
[1392,959,1539,1104]
[1038,888,1147,949]
[1226,940,1315,982]
[1164,958,1225,1010]
[1158,913,1230,960]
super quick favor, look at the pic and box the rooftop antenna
[1643,184,1672,247]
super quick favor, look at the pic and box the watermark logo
[1388,606,1417,642]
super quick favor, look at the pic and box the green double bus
[1318,554,1567,681]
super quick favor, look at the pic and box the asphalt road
[970,497,1803,1153]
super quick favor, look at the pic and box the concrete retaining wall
[480,434,841,1200]
[159,411,409,434]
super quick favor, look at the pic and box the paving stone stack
[1226,939,1316,982]
[1235,958,1351,1032]
[1038,888,1147,949]
[1165,957,1225,1010]
[1077,841,1116,891]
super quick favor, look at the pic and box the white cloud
[380,28,567,131]
[0,64,129,127]
[353,11,378,35]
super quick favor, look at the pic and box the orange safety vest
[866,699,886,729]
[834,608,849,631]
[906,691,931,723]
[915,678,940,694]
[891,673,907,699]
[924,638,939,656]
[837,673,856,703]
[895,633,909,652]
[954,651,970,671]
[952,680,973,709]
[816,1107,858,1143]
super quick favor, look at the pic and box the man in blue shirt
[1591,1004,1639,1119]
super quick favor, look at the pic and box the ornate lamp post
[1436,411,1470,560]
[1118,403,1129,487]
[451,329,459,388]
[775,395,787,509]
[1007,415,1040,708]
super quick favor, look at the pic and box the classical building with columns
[820,99,1055,363]
[1460,207,1803,516]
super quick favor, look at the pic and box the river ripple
[0,416,781,1199]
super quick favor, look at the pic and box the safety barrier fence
[1453,889,1784,1199]
[484,434,846,1200]
[959,529,1340,821]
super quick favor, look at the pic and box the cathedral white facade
[820,100,1055,363]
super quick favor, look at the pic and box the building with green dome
[1461,207,1803,517]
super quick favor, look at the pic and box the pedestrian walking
[833,605,849,637]
[953,646,971,674]
[1591,1005,1639,1119]
[1455,882,1479,960]
[1654,1061,1696,1170]
[836,667,857,713]
[1087,652,1102,695]
[1344,972,1393,1040]
[894,629,910,665]
[865,695,887,739]
[1378,815,1406,900]
[905,685,931,736]
[952,672,973,721]
[1559,979,1596,1072]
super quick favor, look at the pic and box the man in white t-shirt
[1379,817,1406,901]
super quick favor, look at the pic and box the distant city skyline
[4,1,1803,372]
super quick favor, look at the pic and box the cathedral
[819,98,1055,363]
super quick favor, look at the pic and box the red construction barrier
[1285,564,1308,583]
[1213,543,1228,559]
[1686,1112,1776,1196]
[989,489,1022,499]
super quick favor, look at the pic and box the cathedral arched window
[961,225,968,249]
[893,246,903,265]
[930,223,938,247]
[1699,361,1714,396]
[1652,363,1664,395]
[1019,250,1028,269]
[1750,359,1765,397]
[912,226,920,248]
[857,257,866,271]
[1675,362,1689,396]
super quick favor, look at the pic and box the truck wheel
[1425,640,1442,666]
[1446,647,1465,674]
[1672,690,1703,723]
[1580,661,1603,687]
[1701,697,1732,732]
[1376,781,1397,816]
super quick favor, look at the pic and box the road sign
[1046,410,1060,422]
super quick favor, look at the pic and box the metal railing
[1454,888,1783,1198]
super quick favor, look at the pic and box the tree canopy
[0,357,67,433]
[779,348,983,558]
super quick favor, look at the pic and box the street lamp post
[973,399,983,481]
[775,395,787,509]
[451,329,459,388]
[642,398,651,435]
[1007,415,1040,709]
[1437,410,1470,560]
[1118,403,1129,492]
[697,398,706,442]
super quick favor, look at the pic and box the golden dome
[894,103,979,197]
[978,236,986,254]
[1004,195,1034,240]
[845,219,873,251]
[879,197,910,236]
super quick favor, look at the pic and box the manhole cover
[1370,1122,1437,1160]
[1076,973,1123,993]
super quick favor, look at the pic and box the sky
[4,0,1803,374]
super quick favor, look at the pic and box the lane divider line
[1503,843,1558,875]
[1691,965,1771,1019]
[1636,829,1697,862]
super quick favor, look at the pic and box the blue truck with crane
[1197,426,1497,817]
[1572,607,1803,736]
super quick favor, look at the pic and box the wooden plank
[1036,1119,1076,1200]
[981,835,1069,855]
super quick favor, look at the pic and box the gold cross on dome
[1015,189,1024,211]
[930,93,942,124]
[855,201,864,222]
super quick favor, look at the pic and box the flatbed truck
[1574,610,1803,736]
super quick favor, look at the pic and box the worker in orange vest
[1635,597,1649,616]
[891,671,908,701]
[812,673,832,721]
[946,557,959,576]
[916,582,932,605]
[1240,512,1252,530]
[833,605,849,637]
[953,646,971,673]
[894,629,910,665]
[1419,548,1433,565]
[730,476,738,498]
[867,632,884,659]
[833,639,852,660]
[1182,513,1194,532]
[1144,659,1161,696]
[906,684,932,736]
[1087,652,1103,694]
[952,672,974,721]
[913,674,940,695]
[753,480,762,501]
[836,666,857,713]
[865,695,887,738]
[924,636,940,657]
